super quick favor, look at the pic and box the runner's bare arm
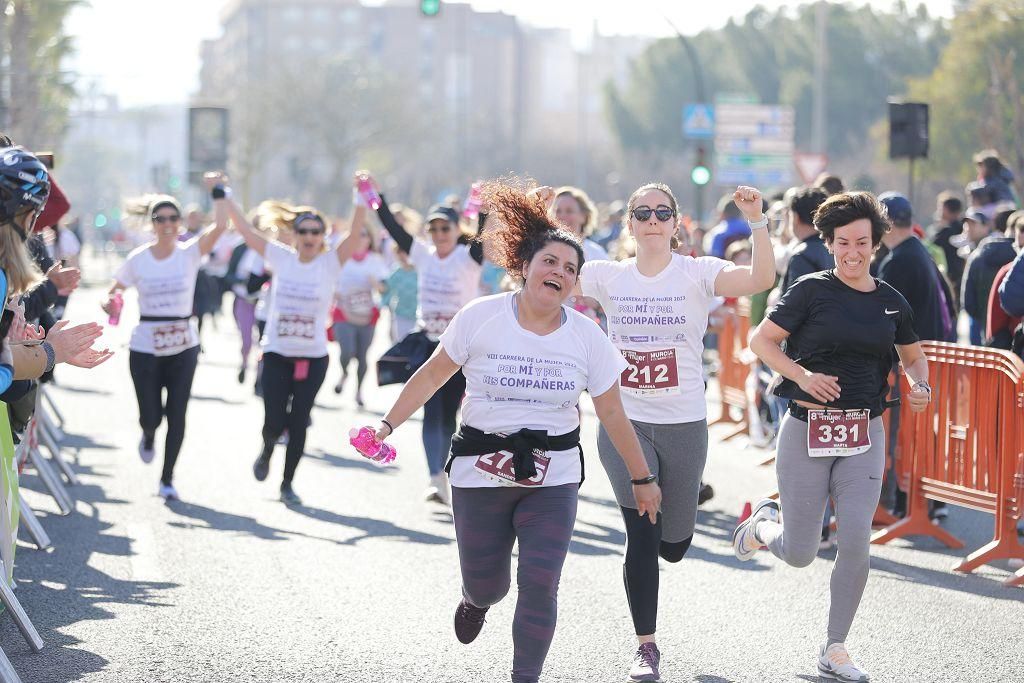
[376,346,460,441]
[334,201,367,267]
[714,185,776,297]
[590,383,662,523]
[749,318,841,404]
[896,342,931,412]
[221,195,268,258]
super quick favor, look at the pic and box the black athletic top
[767,270,919,410]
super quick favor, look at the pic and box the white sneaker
[158,483,179,500]
[818,643,870,682]
[732,498,780,561]
[425,473,450,507]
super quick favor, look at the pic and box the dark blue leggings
[452,483,578,683]
[621,506,693,636]
[422,370,465,475]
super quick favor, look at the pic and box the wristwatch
[912,381,931,395]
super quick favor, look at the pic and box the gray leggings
[452,483,578,683]
[758,412,885,643]
[333,321,375,390]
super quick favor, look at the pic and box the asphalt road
[2,283,1021,683]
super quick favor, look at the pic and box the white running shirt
[581,254,729,424]
[440,292,627,488]
[261,242,341,358]
[409,240,482,341]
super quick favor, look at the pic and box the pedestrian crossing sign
[683,104,715,139]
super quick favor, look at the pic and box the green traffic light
[94,213,108,228]
[691,165,711,186]
[420,0,440,16]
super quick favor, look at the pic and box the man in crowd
[962,208,1016,345]
[928,191,966,305]
[779,187,831,292]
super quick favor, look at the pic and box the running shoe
[334,372,347,395]
[818,643,870,682]
[237,367,246,384]
[820,525,835,551]
[279,483,302,506]
[628,642,662,682]
[158,483,179,500]
[425,473,450,507]
[277,430,289,446]
[253,453,271,482]
[138,435,155,464]
[698,481,715,506]
[453,599,488,644]
[355,391,364,408]
[732,498,780,561]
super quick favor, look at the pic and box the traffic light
[691,146,710,186]
[420,0,441,16]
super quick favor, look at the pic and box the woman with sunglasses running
[212,174,360,505]
[579,184,775,681]
[362,172,484,506]
[104,191,229,500]
[733,192,931,682]
[367,182,660,683]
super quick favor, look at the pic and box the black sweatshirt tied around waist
[447,424,582,482]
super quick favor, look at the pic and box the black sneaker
[253,453,271,482]
[698,482,715,506]
[279,482,302,506]
[453,599,488,644]
[237,367,246,384]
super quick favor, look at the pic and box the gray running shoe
[279,483,302,506]
[818,643,870,681]
[253,453,270,482]
[629,642,661,682]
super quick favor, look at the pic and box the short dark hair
[813,192,891,246]
[938,191,962,214]
[788,187,828,227]
[813,173,845,196]
[995,209,1015,234]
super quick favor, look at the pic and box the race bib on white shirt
[151,321,194,356]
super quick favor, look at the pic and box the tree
[0,0,80,147]
[908,0,1024,195]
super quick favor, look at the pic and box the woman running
[733,191,931,682]
[366,182,661,683]
[104,191,228,500]
[331,222,388,407]
[551,186,608,263]
[213,175,359,505]
[364,172,484,506]
[579,183,775,681]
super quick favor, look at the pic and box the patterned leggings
[452,483,578,683]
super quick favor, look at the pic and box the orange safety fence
[709,301,752,441]
[871,342,1024,588]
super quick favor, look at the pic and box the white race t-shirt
[410,240,482,341]
[581,254,729,423]
[114,240,203,356]
[440,292,627,488]
[261,242,341,358]
[335,253,388,325]
[583,239,609,263]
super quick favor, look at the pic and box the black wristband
[211,184,226,200]
[381,419,395,436]
[631,474,657,486]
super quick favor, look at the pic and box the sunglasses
[152,214,181,224]
[631,205,676,222]
[427,225,453,234]
[295,227,324,236]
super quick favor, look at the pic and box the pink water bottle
[107,292,123,326]
[462,182,483,218]
[356,176,382,211]
[349,427,397,466]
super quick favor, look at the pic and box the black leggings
[260,352,328,484]
[621,506,693,636]
[422,369,466,475]
[129,346,200,485]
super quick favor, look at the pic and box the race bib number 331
[807,409,871,458]
[620,349,679,396]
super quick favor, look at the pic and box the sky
[65,0,956,108]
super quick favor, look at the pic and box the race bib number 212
[620,349,679,396]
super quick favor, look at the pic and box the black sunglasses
[152,214,181,224]
[631,205,675,222]
[295,227,324,236]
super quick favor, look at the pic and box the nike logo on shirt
[884,309,899,315]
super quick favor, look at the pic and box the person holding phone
[213,173,361,505]
[366,181,660,683]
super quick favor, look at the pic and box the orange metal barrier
[709,301,752,441]
[871,342,1024,587]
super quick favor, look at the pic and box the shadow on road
[190,393,244,406]
[5,477,179,682]
[307,448,399,475]
[286,504,452,547]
